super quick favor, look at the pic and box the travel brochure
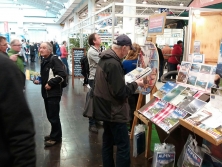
[162,85,186,102]
[210,87,222,109]
[176,61,216,92]
[186,109,212,126]
[153,107,187,133]
[193,41,201,54]
[183,98,207,115]
[125,67,152,83]
[29,70,40,81]
[153,82,177,99]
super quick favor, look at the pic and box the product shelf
[179,119,222,146]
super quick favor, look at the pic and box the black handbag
[83,88,94,118]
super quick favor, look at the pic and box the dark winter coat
[40,54,67,99]
[93,49,138,123]
[0,51,36,167]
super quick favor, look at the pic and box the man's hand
[45,83,51,90]
[135,78,144,87]
[33,80,40,85]
[10,54,19,62]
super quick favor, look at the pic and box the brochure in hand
[125,67,152,83]
[29,70,40,81]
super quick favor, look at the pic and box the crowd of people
[0,33,183,166]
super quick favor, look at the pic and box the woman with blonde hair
[122,43,141,74]
[122,43,141,134]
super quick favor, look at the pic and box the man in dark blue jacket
[34,42,66,147]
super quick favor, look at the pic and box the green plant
[69,34,90,52]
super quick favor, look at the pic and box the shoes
[89,126,98,134]
[44,135,51,141]
[44,139,61,147]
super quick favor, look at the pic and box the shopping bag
[177,134,204,167]
[133,124,146,157]
[83,88,94,118]
[152,143,175,167]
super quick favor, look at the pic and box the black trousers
[168,62,178,79]
[44,96,62,141]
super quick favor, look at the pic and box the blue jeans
[102,122,130,167]
[61,58,69,75]
[88,79,96,127]
[44,97,62,141]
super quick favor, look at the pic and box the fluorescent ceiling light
[47,1,51,4]
[142,1,147,4]
[180,3,184,6]
[155,10,159,13]
[104,0,107,2]
[46,6,49,9]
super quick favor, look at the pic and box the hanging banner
[147,12,166,35]
[4,22,8,33]
[189,0,221,8]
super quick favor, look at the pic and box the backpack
[80,56,89,75]
[50,55,68,88]
[56,45,61,56]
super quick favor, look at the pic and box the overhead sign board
[148,12,166,35]
[189,0,221,7]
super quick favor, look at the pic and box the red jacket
[168,44,182,64]
[60,45,68,58]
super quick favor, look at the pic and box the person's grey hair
[44,42,53,52]
[10,39,20,46]
[112,44,122,49]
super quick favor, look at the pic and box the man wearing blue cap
[93,34,144,167]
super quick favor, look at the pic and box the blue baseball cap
[113,34,136,51]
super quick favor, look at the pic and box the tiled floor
[25,60,153,167]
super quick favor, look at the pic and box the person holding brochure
[93,34,144,167]
[122,43,141,133]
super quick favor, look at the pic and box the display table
[179,119,222,146]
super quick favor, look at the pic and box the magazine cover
[155,152,175,167]
[177,71,188,83]
[170,95,186,106]
[142,100,168,119]
[159,82,178,93]
[162,85,186,103]
[191,63,201,72]
[153,90,167,99]
[193,41,201,54]
[207,125,222,139]
[200,65,212,74]
[182,145,203,167]
[186,110,212,126]
[157,108,187,133]
[180,61,192,72]
[195,74,208,90]
[177,96,195,109]
[206,75,215,91]
[193,54,204,63]
[138,98,159,115]
[187,71,199,86]
[210,87,222,109]
[180,87,198,97]
[183,99,207,115]
[29,70,40,81]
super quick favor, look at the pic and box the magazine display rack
[179,119,222,146]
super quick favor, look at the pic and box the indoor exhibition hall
[0,0,222,166]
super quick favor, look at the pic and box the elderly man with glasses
[7,39,26,73]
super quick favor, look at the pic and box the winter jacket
[0,52,36,167]
[168,44,182,64]
[40,54,67,99]
[7,49,24,73]
[93,49,138,123]
[87,46,100,80]
[30,45,35,55]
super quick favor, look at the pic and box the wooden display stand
[179,119,222,146]
[72,48,86,88]
[130,86,158,158]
